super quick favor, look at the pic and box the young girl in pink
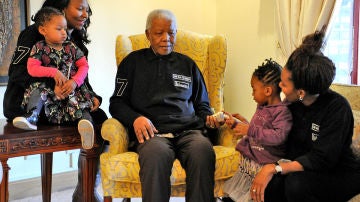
[12,7,95,149]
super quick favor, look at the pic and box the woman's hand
[90,97,100,111]
[133,116,158,143]
[251,164,276,202]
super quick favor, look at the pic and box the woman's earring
[299,96,303,102]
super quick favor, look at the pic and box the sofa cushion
[102,145,239,184]
[353,110,360,128]
[352,110,360,158]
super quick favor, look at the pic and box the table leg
[0,159,9,202]
[41,153,53,202]
[75,148,98,202]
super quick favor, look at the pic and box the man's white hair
[145,9,177,30]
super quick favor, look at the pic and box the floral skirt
[223,154,263,202]
[22,82,93,124]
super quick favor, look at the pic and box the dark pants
[265,170,360,202]
[137,130,216,202]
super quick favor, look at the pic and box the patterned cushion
[102,146,239,184]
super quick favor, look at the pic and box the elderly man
[109,9,220,202]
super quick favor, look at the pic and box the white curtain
[275,0,338,65]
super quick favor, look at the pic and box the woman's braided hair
[285,26,335,94]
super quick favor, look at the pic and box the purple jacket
[236,101,292,164]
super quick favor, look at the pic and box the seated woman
[250,27,360,202]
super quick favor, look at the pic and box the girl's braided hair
[253,58,282,93]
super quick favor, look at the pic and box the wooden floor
[10,187,199,202]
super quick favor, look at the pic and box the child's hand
[54,70,67,86]
[223,112,237,128]
[223,112,249,137]
[61,79,77,96]
[232,122,249,138]
[232,113,249,124]
[54,85,65,100]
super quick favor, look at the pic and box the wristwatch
[274,164,282,174]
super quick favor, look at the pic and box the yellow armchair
[100,30,239,201]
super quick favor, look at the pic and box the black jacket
[287,89,360,172]
[109,48,213,139]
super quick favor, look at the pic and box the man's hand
[133,116,158,143]
[206,114,222,129]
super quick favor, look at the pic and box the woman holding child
[251,28,360,201]
[223,28,360,202]
[3,0,107,201]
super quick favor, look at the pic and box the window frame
[352,0,359,84]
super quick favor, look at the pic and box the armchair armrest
[218,125,239,147]
[101,118,129,155]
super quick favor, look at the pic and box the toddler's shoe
[78,119,94,149]
[12,114,38,130]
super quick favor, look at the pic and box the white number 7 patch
[116,78,128,96]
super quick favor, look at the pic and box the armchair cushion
[101,119,239,197]
[102,145,238,184]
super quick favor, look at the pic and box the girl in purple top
[223,59,292,202]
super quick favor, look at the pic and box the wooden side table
[0,119,99,202]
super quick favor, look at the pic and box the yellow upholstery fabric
[330,84,360,154]
[101,30,239,199]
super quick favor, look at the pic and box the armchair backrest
[115,30,227,112]
[330,83,360,127]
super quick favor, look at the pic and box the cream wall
[0,0,276,121]
[218,0,278,119]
